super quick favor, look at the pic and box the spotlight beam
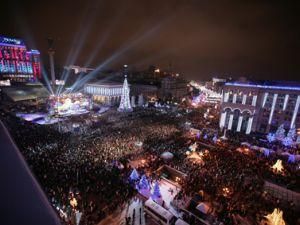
[57,1,102,95]
[71,20,169,91]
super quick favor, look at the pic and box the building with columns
[84,82,123,106]
[220,81,300,134]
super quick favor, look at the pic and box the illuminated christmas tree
[213,135,218,143]
[129,168,139,181]
[282,136,293,147]
[275,124,286,141]
[139,175,150,190]
[267,133,276,143]
[151,181,161,201]
[118,75,132,112]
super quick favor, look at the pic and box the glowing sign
[0,36,25,46]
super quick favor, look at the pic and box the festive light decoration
[263,208,286,225]
[212,135,218,143]
[151,181,162,201]
[267,133,276,143]
[192,93,207,106]
[0,36,41,82]
[222,187,232,197]
[70,197,77,208]
[288,154,295,163]
[186,152,204,164]
[189,142,197,151]
[287,126,296,140]
[275,124,286,141]
[129,168,139,181]
[282,136,293,147]
[272,160,284,173]
[139,175,150,190]
[118,75,132,112]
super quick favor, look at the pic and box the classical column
[262,92,268,107]
[228,113,234,130]
[283,94,289,111]
[236,115,243,132]
[224,92,229,102]
[219,111,227,128]
[252,95,257,106]
[268,93,278,124]
[232,94,237,103]
[246,116,253,134]
[242,94,247,105]
[290,95,300,128]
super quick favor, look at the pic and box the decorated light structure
[139,175,150,190]
[263,208,286,225]
[151,181,162,201]
[275,124,286,141]
[118,75,132,112]
[129,168,139,181]
[267,133,276,143]
[272,160,284,173]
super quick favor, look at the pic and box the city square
[0,1,299,225]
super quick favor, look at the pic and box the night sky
[1,0,299,81]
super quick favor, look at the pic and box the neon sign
[0,36,25,46]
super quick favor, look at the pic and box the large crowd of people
[0,104,299,225]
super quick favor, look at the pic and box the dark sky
[1,0,300,81]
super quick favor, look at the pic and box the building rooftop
[2,85,49,102]
[86,81,123,87]
[225,80,300,91]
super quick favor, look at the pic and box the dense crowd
[0,105,299,225]
[0,107,183,225]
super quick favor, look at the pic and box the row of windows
[85,86,122,96]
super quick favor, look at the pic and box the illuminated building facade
[84,82,123,106]
[220,81,300,134]
[0,36,41,83]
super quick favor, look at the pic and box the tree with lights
[151,181,161,201]
[129,168,139,181]
[213,135,218,143]
[267,133,276,143]
[275,124,286,141]
[118,75,132,112]
[139,175,150,190]
[282,136,293,147]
